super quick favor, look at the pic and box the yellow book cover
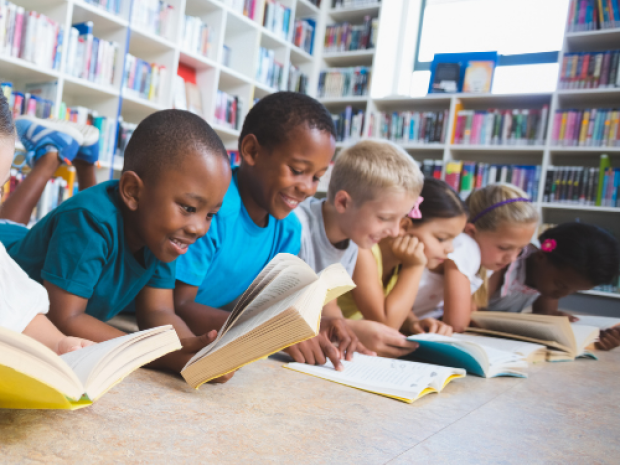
[53,165,76,197]
[462,61,495,94]
[558,112,568,143]
[451,102,463,144]
[0,326,181,410]
[578,111,590,146]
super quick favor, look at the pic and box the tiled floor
[1,350,618,464]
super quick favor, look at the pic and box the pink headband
[408,197,424,219]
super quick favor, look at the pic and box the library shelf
[128,27,176,54]
[328,3,382,22]
[296,0,320,16]
[541,203,620,213]
[259,27,289,50]
[289,44,314,63]
[548,146,620,154]
[320,95,370,105]
[120,92,165,117]
[565,27,620,50]
[578,289,620,299]
[63,75,120,99]
[0,54,60,82]
[211,124,240,139]
[219,65,254,87]
[556,87,620,106]
[178,50,219,71]
[322,49,375,66]
[72,0,129,29]
[449,145,546,153]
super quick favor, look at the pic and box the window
[411,0,570,95]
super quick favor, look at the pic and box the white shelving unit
[310,2,620,301]
[1,0,324,181]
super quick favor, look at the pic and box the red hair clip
[541,239,557,252]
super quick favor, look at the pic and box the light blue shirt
[175,168,302,308]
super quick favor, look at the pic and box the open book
[469,312,599,361]
[285,353,465,403]
[407,333,545,378]
[0,326,181,410]
[572,315,620,330]
[181,253,355,388]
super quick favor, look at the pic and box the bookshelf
[310,2,620,301]
[1,0,325,181]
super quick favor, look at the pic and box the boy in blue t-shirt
[0,110,232,376]
[175,92,371,370]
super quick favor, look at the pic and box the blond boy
[294,140,423,358]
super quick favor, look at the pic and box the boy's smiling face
[238,125,335,224]
[121,150,231,262]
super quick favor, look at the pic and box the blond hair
[327,139,424,205]
[467,183,540,307]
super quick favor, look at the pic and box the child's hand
[56,336,95,355]
[409,318,453,336]
[347,319,419,358]
[595,328,620,351]
[391,235,427,268]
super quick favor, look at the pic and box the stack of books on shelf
[332,0,381,8]
[324,16,377,52]
[420,160,443,179]
[566,0,620,32]
[0,3,63,71]
[559,50,620,89]
[66,22,118,87]
[317,67,371,97]
[287,64,308,94]
[256,47,283,90]
[215,90,242,131]
[263,1,290,41]
[453,108,548,146]
[182,16,212,58]
[131,0,175,41]
[293,19,315,55]
[331,106,364,142]
[1,82,55,119]
[552,108,620,147]
[227,150,241,167]
[82,0,121,15]
[123,54,167,104]
[368,110,448,145]
[115,119,137,167]
[224,0,257,20]
[444,161,540,201]
[543,155,619,207]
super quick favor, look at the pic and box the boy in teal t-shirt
[174,92,371,371]
[1,110,232,376]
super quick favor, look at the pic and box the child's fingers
[209,371,235,384]
[319,337,344,371]
[285,344,305,363]
[180,330,218,353]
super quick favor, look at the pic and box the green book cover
[597,154,610,206]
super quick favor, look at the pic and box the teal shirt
[1,181,175,321]
[175,168,301,308]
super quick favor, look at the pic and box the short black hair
[411,178,468,224]
[539,222,620,286]
[239,91,336,152]
[0,92,14,138]
[123,109,228,180]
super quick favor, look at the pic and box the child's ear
[464,223,477,237]
[118,171,144,211]
[333,190,353,213]
[239,134,260,167]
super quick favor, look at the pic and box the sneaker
[63,121,100,164]
[15,115,83,167]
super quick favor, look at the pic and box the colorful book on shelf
[0,326,181,410]
[462,61,495,94]
[428,52,498,94]
[469,312,600,361]
[285,354,465,403]
[181,253,355,388]
[407,333,547,378]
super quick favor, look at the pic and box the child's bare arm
[442,259,474,332]
[174,281,230,335]
[532,295,579,322]
[352,238,426,329]
[22,313,95,355]
[44,281,126,342]
[596,328,620,351]
[137,286,233,381]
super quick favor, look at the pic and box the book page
[569,324,600,351]
[318,264,356,305]
[285,353,465,402]
[572,315,620,330]
[471,312,576,353]
[455,334,545,359]
[60,327,170,387]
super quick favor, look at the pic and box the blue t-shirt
[0,181,175,322]
[175,168,301,308]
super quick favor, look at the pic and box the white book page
[569,324,600,351]
[454,334,545,358]
[60,327,169,387]
[286,353,465,400]
[572,315,620,330]
[318,264,356,304]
